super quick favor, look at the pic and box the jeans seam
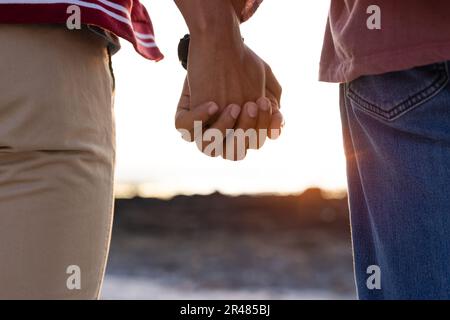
[342,83,362,298]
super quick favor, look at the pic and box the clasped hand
[175,41,284,161]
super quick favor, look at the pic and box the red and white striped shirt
[0,0,262,61]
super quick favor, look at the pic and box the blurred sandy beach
[102,189,356,300]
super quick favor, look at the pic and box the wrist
[175,0,241,41]
[190,27,243,56]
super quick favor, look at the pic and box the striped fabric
[0,0,261,60]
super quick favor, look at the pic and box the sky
[113,1,347,198]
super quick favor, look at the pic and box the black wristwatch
[178,34,190,70]
[178,34,244,70]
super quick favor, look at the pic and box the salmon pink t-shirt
[320,0,450,83]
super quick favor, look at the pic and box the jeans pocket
[346,62,449,122]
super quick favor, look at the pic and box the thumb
[175,101,220,142]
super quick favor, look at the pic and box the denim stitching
[346,63,449,122]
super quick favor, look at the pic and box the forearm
[175,0,248,109]
[174,0,241,44]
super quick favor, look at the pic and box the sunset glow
[113,1,346,198]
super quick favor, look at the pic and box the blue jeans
[340,61,450,299]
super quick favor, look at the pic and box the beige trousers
[0,25,115,299]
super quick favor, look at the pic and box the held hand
[188,41,267,112]
[174,0,283,160]
[187,39,284,159]
[175,77,284,161]
[175,78,242,159]
[231,58,284,148]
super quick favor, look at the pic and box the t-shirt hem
[319,41,450,83]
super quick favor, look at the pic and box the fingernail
[230,104,241,119]
[247,103,258,118]
[271,128,281,140]
[259,98,270,111]
[208,103,219,115]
